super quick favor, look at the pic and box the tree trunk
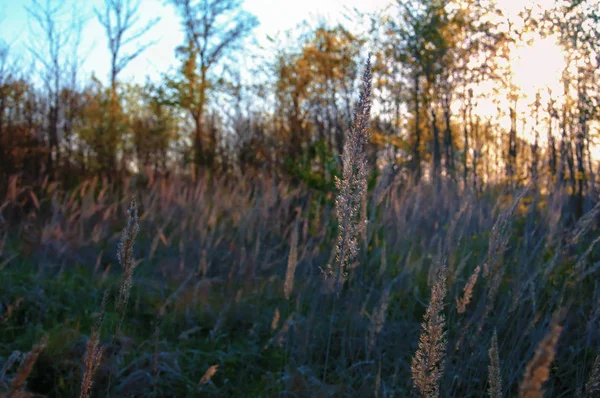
[462,105,469,186]
[442,93,454,178]
[548,122,557,179]
[431,108,440,180]
[193,112,204,171]
[412,73,421,184]
[507,106,517,185]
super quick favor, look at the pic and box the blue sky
[0,0,563,123]
[0,0,567,144]
[0,0,392,85]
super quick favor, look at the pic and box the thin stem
[323,292,338,383]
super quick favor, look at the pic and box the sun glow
[471,33,568,148]
[511,35,567,108]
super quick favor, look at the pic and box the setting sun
[1,0,599,396]
[511,35,567,106]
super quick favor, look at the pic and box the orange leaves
[199,365,219,385]
[369,129,410,150]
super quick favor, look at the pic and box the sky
[0,0,568,139]
[0,0,392,85]
[0,0,562,86]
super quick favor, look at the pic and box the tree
[95,0,159,93]
[386,0,427,183]
[169,0,258,171]
[128,81,181,173]
[544,0,600,216]
[272,23,363,182]
[26,0,80,176]
[95,0,159,175]
[0,53,46,181]
[0,40,16,176]
[384,0,504,184]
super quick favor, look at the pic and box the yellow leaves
[369,130,410,150]
[295,59,311,80]
[278,24,360,96]
[199,365,219,385]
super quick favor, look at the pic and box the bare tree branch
[95,0,161,89]
[169,0,257,169]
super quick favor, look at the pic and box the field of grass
[0,170,599,397]
[1,63,599,398]
[1,0,599,395]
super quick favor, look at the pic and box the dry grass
[79,329,103,398]
[1,58,599,397]
[0,165,598,396]
[5,337,47,398]
[367,275,399,358]
[79,290,108,398]
[585,354,600,397]
[457,265,480,314]
[488,329,502,398]
[283,217,299,300]
[116,196,140,317]
[327,55,372,294]
[411,265,448,398]
[519,310,565,398]
[198,364,218,385]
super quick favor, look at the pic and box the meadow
[1,0,600,396]
[1,85,600,396]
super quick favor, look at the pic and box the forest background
[1,0,600,396]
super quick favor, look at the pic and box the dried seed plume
[488,329,502,398]
[411,266,448,398]
[325,54,372,295]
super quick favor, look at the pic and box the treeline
[1,0,599,205]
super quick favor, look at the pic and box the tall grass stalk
[106,196,139,395]
[8,337,47,398]
[585,355,600,396]
[322,54,372,383]
[519,310,565,398]
[326,54,372,294]
[115,196,140,335]
[367,276,400,358]
[284,218,299,301]
[488,329,502,398]
[457,265,480,314]
[411,265,448,398]
[80,290,108,398]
